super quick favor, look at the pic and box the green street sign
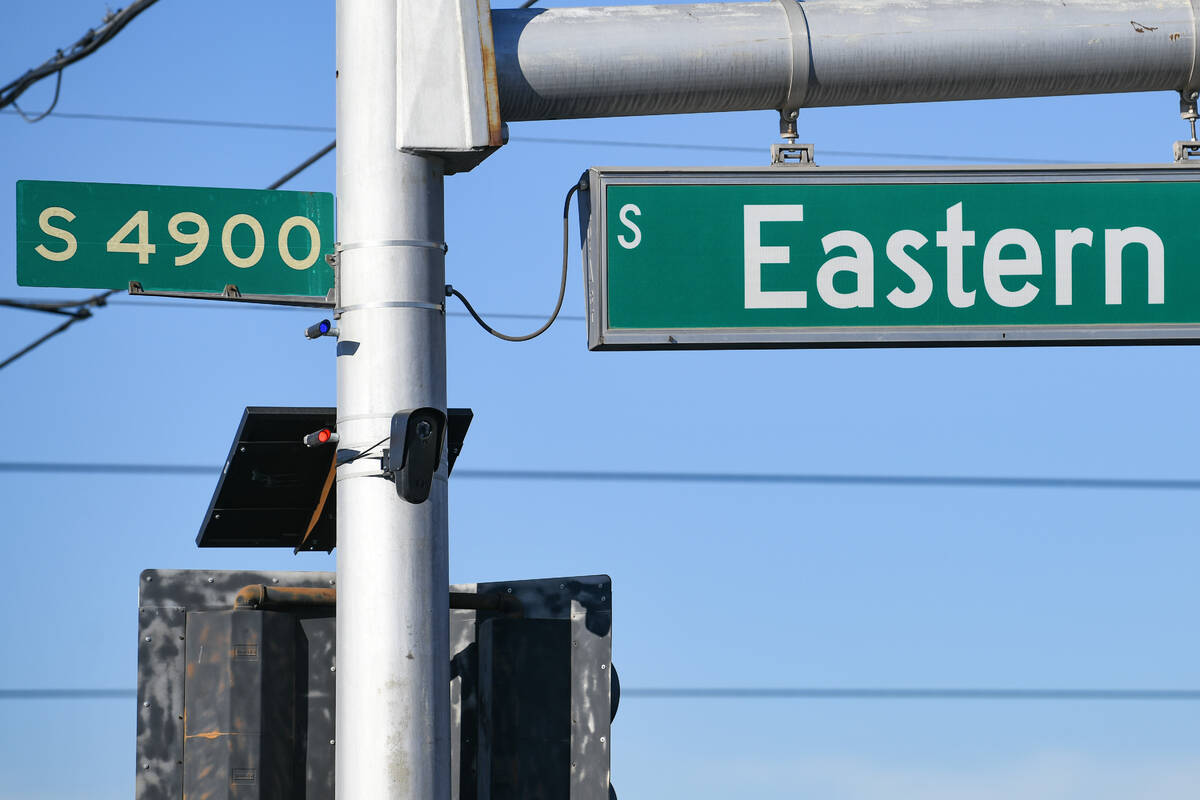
[16,180,335,304]
[581,165,1200,349]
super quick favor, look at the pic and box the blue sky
[3,1,1199,798]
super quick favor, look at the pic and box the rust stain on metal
[478,0,504,147]
[185,730,232,740]
[233,584,336,609]
[1130,20,1159,33]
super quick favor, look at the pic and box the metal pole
[336,0,450,797]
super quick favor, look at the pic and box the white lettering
[1054,228,1093,306]
[1104,227,1164,305]
[617,204,642,249]
[983,228,1041,308]
[936,202,976,308]
[817,230,874,309]
[743,205,807,309]
[35,206,77,262]
[885,230,931,309]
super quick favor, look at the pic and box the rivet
[570,762,576,769]
[600,664,607,670]
[271,578,279,584]
[207,577,214,583]
[506,587,513,594]
[145,576,153,582]
[144,764,150,770]
[144,636,151,642]
[559,583,565,589]
[600,737,606,744]
[329,579,335,586]
[572,641,578,648]
[329,739,335,745]
[239,446,246,453]
[601,596,607,602]
[143,701,150,708]
[330,666,336,672]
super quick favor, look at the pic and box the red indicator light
[317,429,332,443]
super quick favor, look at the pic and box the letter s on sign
[617,204,642,249]
[35,207,78,262]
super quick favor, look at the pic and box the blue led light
[319,320,331,334]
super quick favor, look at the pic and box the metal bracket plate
[770,143,816,166]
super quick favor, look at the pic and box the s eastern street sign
[16,180,335,304]
[580,165,1200,350]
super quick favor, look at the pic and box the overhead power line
[1,0,162,115]
[2,461,1200,492]
[4,686,1198,702]
[14,296,589,322]
[623,688,1200,701]
[267,140,336,190]
[1,108,336,132]
[0,290,116,370]
[1,109,1069,165]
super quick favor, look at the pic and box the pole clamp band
[336,238,449,254]
[777,0,811,115]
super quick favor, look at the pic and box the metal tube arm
[493,0,1200,121]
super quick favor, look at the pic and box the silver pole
[336,0,450,798]
[494,0,1200,121]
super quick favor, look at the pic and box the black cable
[267,139,336,190]
[338,435,390,466]
[0,289,116,370]
[518,0,540,7]
[449,181,578,342]
[11,68,62,122]
[1,0,162,113]
[3,461,1200,492]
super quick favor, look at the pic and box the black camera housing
[382,407,447,503]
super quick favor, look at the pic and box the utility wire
[267,139,336,190]
[0,290,116,370]
[16,297,589,322]
[448,181,579,341]
[1,108,336,132]
[1,0,162,114]
[4,686,1199,701]
[622,688,1200,701]
[1,109,1072,165]
[3,461,1200,492]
